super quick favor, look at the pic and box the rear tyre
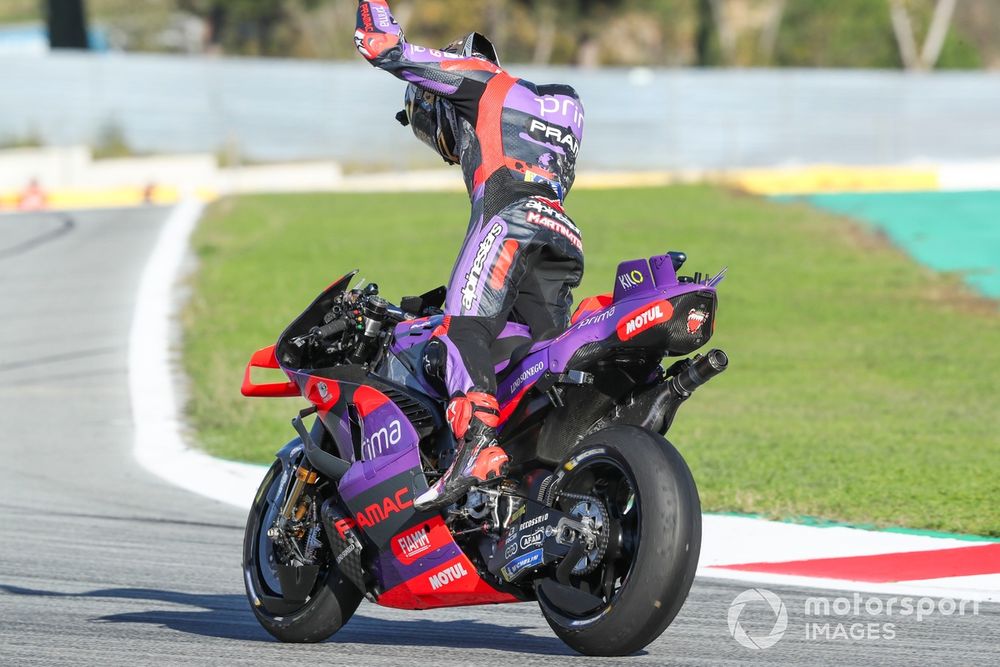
[243,461,363,643]
[538,425,701,656]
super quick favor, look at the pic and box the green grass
[183,186,1000,536]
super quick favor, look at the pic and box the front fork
[276,465,318,524]
[270,406,348,537]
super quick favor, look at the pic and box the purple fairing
[391,316,441,356]
[496,352,547,405]
[612,258,656,302]
[493,257,717,400]
[359,399,420,461]
[648,253,680,288]
[338,436,422,503]
[389,316,476,395]
[499,320,532,339]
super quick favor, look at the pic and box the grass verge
[182,186,1000,536]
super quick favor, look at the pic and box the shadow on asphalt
[0,584,584,655]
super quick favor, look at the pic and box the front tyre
[243,461,363,643]
[539,425,701,656]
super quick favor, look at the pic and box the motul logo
[617,301,674,341]
[627,306,663,334]
[428,562,469,590]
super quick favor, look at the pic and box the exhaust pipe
[670,348,728,396]
[617,349,728,434]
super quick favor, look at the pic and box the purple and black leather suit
[356,0,585,403]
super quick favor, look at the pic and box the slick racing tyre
[243,461,363,642]
[538,425,701,656]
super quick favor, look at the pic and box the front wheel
[538,425,701,656]
[243,461,363,642]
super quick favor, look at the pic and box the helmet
[397,86,461,165]
[395,33,500,164]
[443,32,499,65]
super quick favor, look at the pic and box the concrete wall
[2,52,999,170]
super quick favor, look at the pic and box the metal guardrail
[1,52,999,169]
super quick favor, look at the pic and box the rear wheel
[538,425,701,656]
[243,461,363,642]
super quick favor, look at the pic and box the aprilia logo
[428,562,469,590]
[617,301,674,341]
[461,222,505,312]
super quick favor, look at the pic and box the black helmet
[396,86,461,165]
[395,33,499,164]
[443,32,499,65]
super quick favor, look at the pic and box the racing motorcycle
[241,251,728,656]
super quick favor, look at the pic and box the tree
[178,0,291,56]
[888,0,958,70]
[696,0,787,66]
[47,0,89,49]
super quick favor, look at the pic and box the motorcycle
[240,250,727,656]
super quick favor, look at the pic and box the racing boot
[414,392,509,511]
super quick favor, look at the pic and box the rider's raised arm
[355,0,500,102]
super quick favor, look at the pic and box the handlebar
[311,318,349,340]
[297,293,413,349]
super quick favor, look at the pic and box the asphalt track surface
[0,207,996,666]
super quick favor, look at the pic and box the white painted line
[700,514,974,567]
[129,198,266,510]
[698,567,999,603]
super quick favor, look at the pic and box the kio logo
[728,588,788,650]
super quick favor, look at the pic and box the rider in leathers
[355,0,585,510]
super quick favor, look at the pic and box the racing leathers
[355,0,585,509]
